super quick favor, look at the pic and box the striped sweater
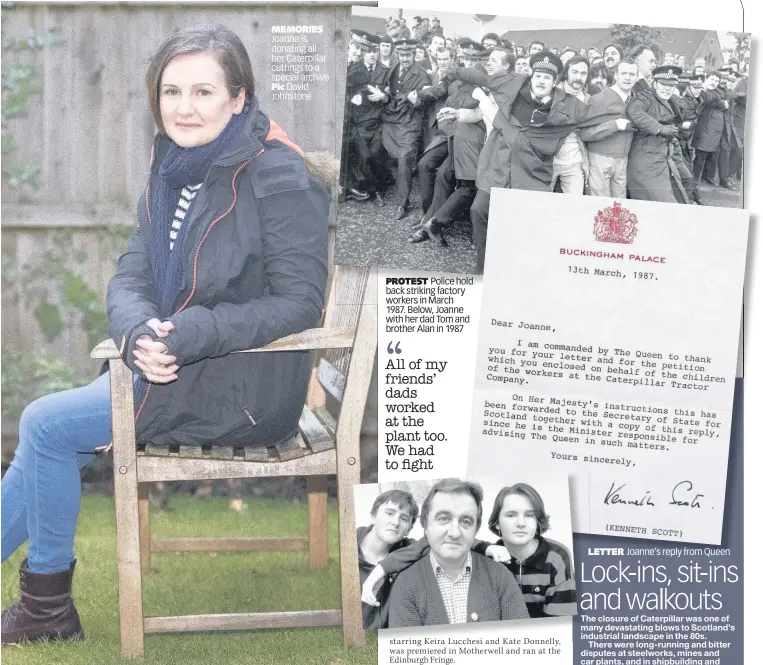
[169,183,202,251]
[491,535,576,618]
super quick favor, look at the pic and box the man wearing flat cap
[453,50,622,272]
[381,39,431,220]
[626,65,693,203]
[430,16,444,37]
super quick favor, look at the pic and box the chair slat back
[321,266,371,379]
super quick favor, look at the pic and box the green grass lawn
[1,495,378,665]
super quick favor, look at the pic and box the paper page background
[376,1,758,663]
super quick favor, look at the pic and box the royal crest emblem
[593,201,638,244]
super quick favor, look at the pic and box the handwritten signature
[603,481,704,508]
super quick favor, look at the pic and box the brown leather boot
[1,558,84,644]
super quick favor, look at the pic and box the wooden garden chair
[91,265,376,658]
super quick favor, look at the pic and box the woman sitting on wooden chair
[1,24,329,644]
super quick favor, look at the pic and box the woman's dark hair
[146,25,255,134]
[487,483,550,538]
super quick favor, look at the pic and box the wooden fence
[1,2,349,208]
[1,3,368,458]
[2,2,349,358]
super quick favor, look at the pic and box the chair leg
[109,358,145,658]
[307,475,329,569]
[138,484,151,574]
[337,481,365,646]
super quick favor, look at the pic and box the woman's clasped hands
[133,318,179,383]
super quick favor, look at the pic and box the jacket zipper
[135,154,258,423]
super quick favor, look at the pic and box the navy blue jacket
[107,103,329,447]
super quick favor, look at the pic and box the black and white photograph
[336,7,750,274]
[353,472,575,630]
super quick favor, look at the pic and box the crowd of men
[341,18,748,273]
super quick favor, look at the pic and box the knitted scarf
[148,109,248,318]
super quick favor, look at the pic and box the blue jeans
[1,372,113,573]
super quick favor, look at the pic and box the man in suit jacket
[388,479,528,627]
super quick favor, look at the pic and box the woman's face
[160,52,245,148]
[498,493,538,547]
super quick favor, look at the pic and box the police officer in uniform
[341,29,380,202]
[381,38,431,220]
[626,65,692,203]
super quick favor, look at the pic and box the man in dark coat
[410,42,495,246]
[677,70,704,200]
[457,51,622,272]
[730,72,747,180]
[414,46,456,221]
[691,70,731,194]
[381,38,431,220]
[715,68,741,190]
[342,31,391,205]
[626,65,692,204]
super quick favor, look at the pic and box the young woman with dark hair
[1,24,329,644]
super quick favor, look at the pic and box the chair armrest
[90,327,355,360]
[236,327,355,353]
[91,339,121,359]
